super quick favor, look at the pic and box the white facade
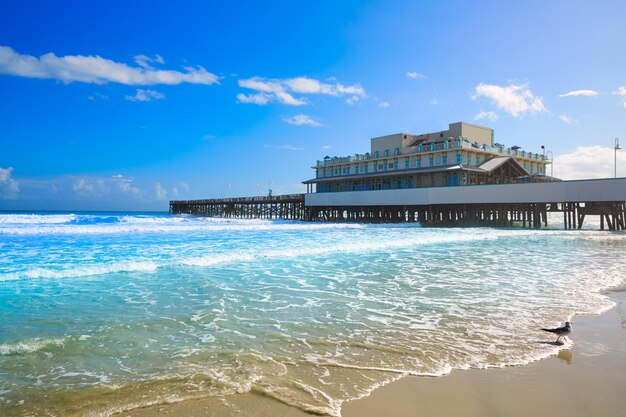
[306,178,626,206]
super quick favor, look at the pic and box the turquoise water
[1,212,625,416]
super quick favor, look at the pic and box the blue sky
[1,0,625,211]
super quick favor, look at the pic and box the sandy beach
[125,287,626,417]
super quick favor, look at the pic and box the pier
[170,178,626,230]
[169,194,306,220]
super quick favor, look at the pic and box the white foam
[0,337,65,355]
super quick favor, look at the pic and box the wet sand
[343,288,626,417]
[125,288,626,417]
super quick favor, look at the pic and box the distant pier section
[170,194,306,220]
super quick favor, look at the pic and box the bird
[542,321,572,344]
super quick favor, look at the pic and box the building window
[374,151,379,158]
[394,148,399,156]
[429,156,434,167]
[417,158,422,168]
[442,155,447,165]
[456,153,462,164]
[467,154,472,165]
[405,159,409,169]
[384,149,389,157]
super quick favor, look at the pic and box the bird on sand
[542,321,572,344]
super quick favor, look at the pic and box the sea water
[0,212,625,416]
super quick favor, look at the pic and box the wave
[0,214,366,235]
[1,261,158,281]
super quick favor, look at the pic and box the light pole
[615,138,622,178]
[546,150,554,177]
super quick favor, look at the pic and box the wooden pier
[170,194,306,220]
[170,196,625,230]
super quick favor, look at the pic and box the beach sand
[126,288,626,417]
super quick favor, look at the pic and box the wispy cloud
[473,83,547,118]
[284,114,322,126]
[264,144,304,151]
[73,175,141,199]
[613,86,626,109]
[474,111,498,122]
[133,54,164,69]
[154,182,167,200]
[554,146,626,179]
[559,114,575,124]
[406,71,427,79]
[0,45,219,85]
[87,92,109,101]
[378,101,390,108]
[559,89,598,98]
[237,76,365,106]
[0,166,19,199]
[125,89,165,102]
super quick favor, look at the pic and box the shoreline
[124,287,626,417]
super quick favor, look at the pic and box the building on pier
[303,122,554,194]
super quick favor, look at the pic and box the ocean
[1,212,625,416]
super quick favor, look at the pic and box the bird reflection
[556,349,573,365]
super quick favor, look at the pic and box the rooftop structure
[303,122,554,194]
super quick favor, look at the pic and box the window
[417,158,422,168]
[429,156,434,167]
[394,148,399,156]
[384,149,389,157]
[467,155,472,165]
[456,153,462,164]
[442,155,447,165]
[374,151,379,158]
[405,159,409,169]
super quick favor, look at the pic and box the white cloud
[154,182,167,200]
[474,111,498,122]
[321,145,331,151]
[284,114,322,126]
[73,175,141,199]
[378,101,390,108]
[0,45,219,85]
[559,89,598,98]
[406,71,427,79]
[125,89,165,102]
[553,146,626,179]
[179,182,189,192]
[237,76,365,106]
[202,134,216,141]
[473,83,547,118]
[613,86,626,109]
[0,166,19,198]
[559,114,574,124]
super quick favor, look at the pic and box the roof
[478,156,528,175]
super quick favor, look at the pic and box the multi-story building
[303,122,553,194]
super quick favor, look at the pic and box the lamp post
[546,150,554,177]
[615,138,622,178]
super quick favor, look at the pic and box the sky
[1,0,625,211]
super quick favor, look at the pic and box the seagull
[542,321,572,344]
